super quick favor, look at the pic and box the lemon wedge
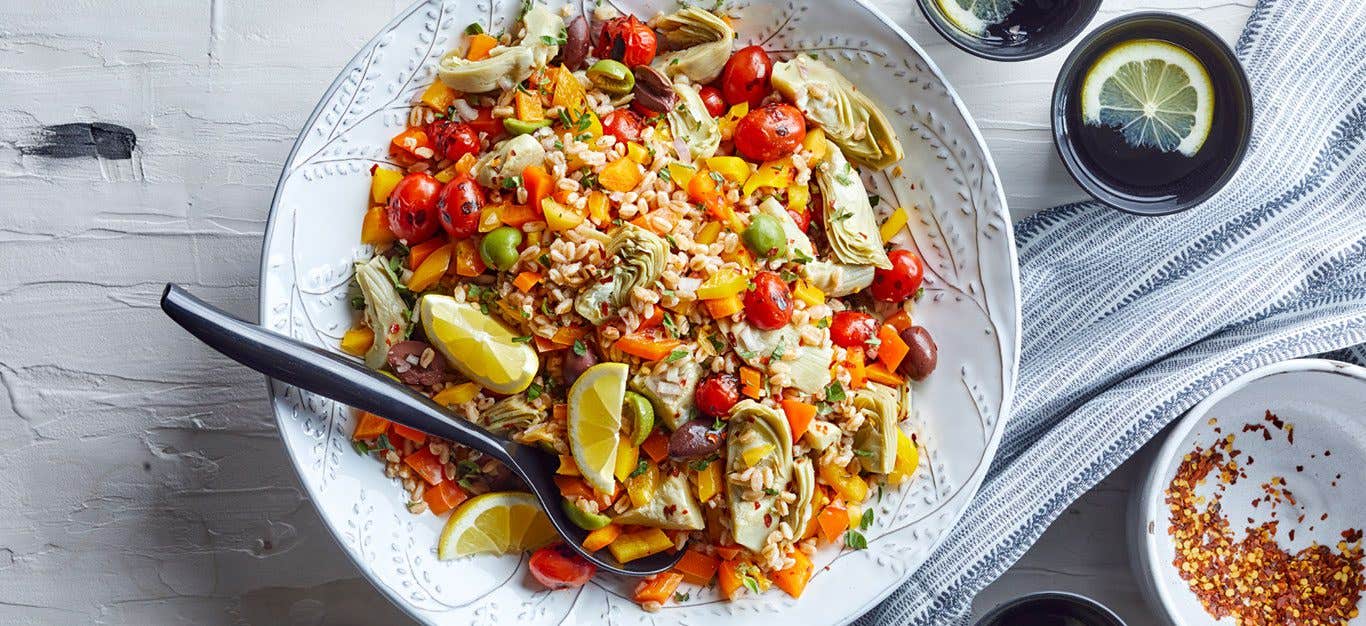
[567,362,628,494]
[419,294,538,395]
[437,492,557,559]
[1080,39,1215,157]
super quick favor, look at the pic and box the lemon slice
[1080,39,1215,157]
[437,491,557,559]
[934,0,1015,36]
[419,294,538,395]
[567,362,628,494]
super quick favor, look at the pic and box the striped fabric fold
[862,0,1366,623]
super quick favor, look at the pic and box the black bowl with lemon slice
[917,0,1101,61]
[1051,13,1253,215]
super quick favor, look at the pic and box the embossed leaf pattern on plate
[258,0,1020,624]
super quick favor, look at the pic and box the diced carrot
[640,431,670,463]
[780,399,817,443]
[512,271,542,293]
[715,545,743,561]
[403,448,445,486]
[718,560,743,600]
[816,500,849,544]
[352,411,390,440]
[704,295,743,319]
[582,523,621,552]
[614,333,683,362]
[739,366,762,399]
[674,549,720,586]
[361,206,396,246]
[453,238,486,277]
[407,242,452,292]
[876,324,910,373]
[865,363,904,387]
[423,480,468,515]
[391,422,427,445]
[466,33,499,61]
[846,346,867,389]
[885,309,913,333]
[633,572,684,605]
[523,165,554,214]
[407,236,449,270]
[771,549,813,598]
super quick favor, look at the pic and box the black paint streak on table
[21,123,138,160]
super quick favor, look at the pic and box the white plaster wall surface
[0,0,1250,623]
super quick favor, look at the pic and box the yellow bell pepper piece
[695,459,723,503]
[741,443,774,468]
[742,157,795,197]
[626,142,650,164]
[793,280,825,307]
[514,89,544,122]
[607,528,674,564]
[697,268,749,299]
[802,128,828,164]
[419,81,458,113]
[361,206,396,246]
[787,184,810,214]
[626,461,658,508]
[406,243,452,292]
[719,102,748,140]
[433,381,481,407]
[819,459,869,504]
[880,206,909,244]
[599,158,644,192]
[542,197,585,232]
[556,455,581,476]
[695,220,723,245]
[551,66,586,111]
[705,156,751,185]
[888,429,920,485]
[587,191,611,225]
[370,167,404,204]
[614,438,640,483]
[339,327,374,356]
[667,162,696,188]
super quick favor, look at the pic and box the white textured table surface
[0,0,1250,623]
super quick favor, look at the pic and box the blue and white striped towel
[862,0,1366,622]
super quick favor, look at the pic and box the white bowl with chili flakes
[1131,358,1366,626]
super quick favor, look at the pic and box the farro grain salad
[341,1,940,609]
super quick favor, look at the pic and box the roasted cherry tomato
[437,175,484,240]
[529,544,596,590]
[601,109,645,144]
[698,85,727,117]
[696,373,741,419]
[734,103,807,162]
[595,16,657,67]
[720,45,773,107]
[829,311,881,348]
[426,119,480,162]
[870,249,925,303]
[385,172,443,243]
[744,271,794,331]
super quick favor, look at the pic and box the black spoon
[160,283,684,576]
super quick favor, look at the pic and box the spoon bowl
[160,283,683,576]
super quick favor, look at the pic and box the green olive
[503,117,552,136]
[586,59,635,96]
[479,226,523,271]
[742,214,788,258]
[622,390,655,446]
[561,498,612,530]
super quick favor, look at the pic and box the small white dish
[1130,358,1366,625]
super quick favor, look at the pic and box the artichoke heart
[816,142,891,269]
[480,395,543,434]
[613,471,704,530]
[650,8,736,84]
[630,357,702,430]
[355,256,410,369]
[771,56,904,170]
[786,346,834,395]
[438,7,563,93]
[473,134,547,189]
[788,459,816,538]
[801,260,876,297]
[853,382,900,474]
[574,223,667,325]
[726,400,794,551]
[667,83,721,160]
[731,324,799,369]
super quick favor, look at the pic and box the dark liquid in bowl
[974,0,1088,47]
[978,597,1117,626]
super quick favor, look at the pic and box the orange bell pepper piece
[771,550,813,598]
[403,448,445,486]
[522,165,553,214]
[423,480,469,515]
[582,523,621,552]
[407,242,452,292]
[704,295,743,319]
[673,549,720,586]
[390,422,426,445]
[453,238,486,277]
[640,431,670,463]
[512,271,542,293]
[845,346,867,389]
[613,333,683,362]
[407,236,449,270]
[352,411,390,440]
[816,499,849,544]
[876,324,910,373]
[361,206,396,246]
[388,127,430,164]
[739,366,762,398]
[637,305,664,331]
[885,309,913,333]
[465,33,499,61]
[717,560,743,600]
[633,572,684,605]
[865,363,904,387]
[780,399,817,443]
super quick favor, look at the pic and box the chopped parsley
[511,335,533,343]
[351,440,372,455]
[572,339,588,356]
[629,459,650,478]
[707,334,727,353]
[825,381,846,402]
[525,382,542,400]
[860,508,874,531]
[665,348,689,363]
[853,449,873,458]
[845,530,868,549]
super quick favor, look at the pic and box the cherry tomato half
[698,85,727,117]
[744,271,794,331]
[788,207,810,232]
[601,109,645,144]
[870,249,925,303]
[437,175,484,240]
[427,120,480,162]
[734,103,807,162]
[721,45,773,108]
[385,172,443,243]
[829,311,881,348]
[696,373,741,419]
[595,16,658,67]
[529,544,596,590]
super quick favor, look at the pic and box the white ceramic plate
[1131,358,1366,625]
[257,1,1020,623]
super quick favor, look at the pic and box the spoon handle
[159,283,516,467]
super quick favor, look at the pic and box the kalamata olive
[386,340,448,386]
[561,346,599,387]
[668,418,724,460]
[562,16,591,71]
[631,65,677,113]
[897,326,938,381]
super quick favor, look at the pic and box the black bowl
[1050,12,1254,215]
[916,0,1101,61]
[975,591,1127,626]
